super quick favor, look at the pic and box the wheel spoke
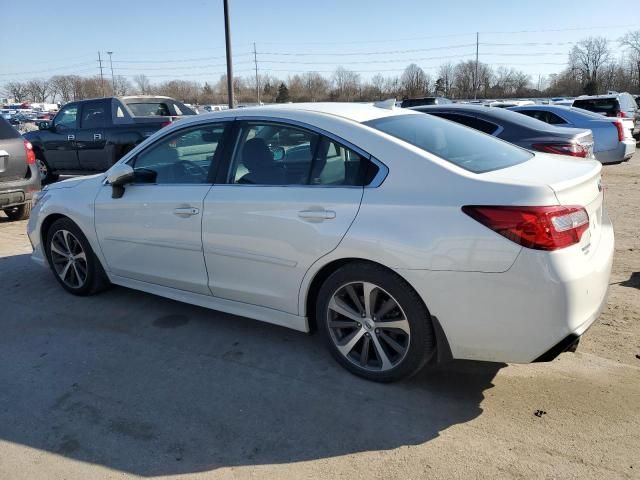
[363,282,377,319]
[62,230,73,254]
[50,242,67,257]
[370,333,392,370]
[345,284,365,315]
[73,251,86,261]
[329,296,362,322]
[71,263,82,286]
[379,331,406,355]
[375,319,410,334]
[375,297,397,320]
[59,260,72,282]
[359,335,371,366]
[336,328,365,357]
[329,319,359,329]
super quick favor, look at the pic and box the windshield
[364,114,533,173]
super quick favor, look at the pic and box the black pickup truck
[24,96,196,184]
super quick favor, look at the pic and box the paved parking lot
[0,153,639,479]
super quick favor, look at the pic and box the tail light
[532,142,588,158]
[613,121,625,141]
[462,205,589,251]
[23,140,36,165]
[617,111,627,118]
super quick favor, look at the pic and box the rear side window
[80,102,108,128]
[518,110,567,125]
[573,98,620,116]
[0,117,20,139]
[127,102,171,117]
[428,112,499,135]
[364,114,532,173]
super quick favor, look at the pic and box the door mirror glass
[38,120,51,130]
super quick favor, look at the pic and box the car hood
[44,174,104,191]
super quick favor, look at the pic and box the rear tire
[317,261,435,382]
[37,157,59,185]
[3,201,32,221]
[45,218,111,296]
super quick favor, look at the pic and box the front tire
[3,201,32,221]
[45,218,110,295]
[317,262,435,382]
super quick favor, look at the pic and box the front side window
[228,122,372,186]
[364,113,532,173]
[54,105,78,130]
[132,124,226,184]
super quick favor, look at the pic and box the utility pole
[98,51,105,96]
[106,51,115,94]
[253,42,260,104]
[474,32,479,100]
[223,0,234,109]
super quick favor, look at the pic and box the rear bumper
[0,166,40,208]
[397,210,614,364]
[595,140,636,164]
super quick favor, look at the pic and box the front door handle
[94,133,102,140]
[173,207,200,217]
[298,209,336,222]
[67,134,75,141]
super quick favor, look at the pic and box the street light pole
[223,0,234,109]
[106,51,115,94]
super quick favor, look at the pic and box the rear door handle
[173,207,200,217]
[298,209,336,221]
[67,134,75,141]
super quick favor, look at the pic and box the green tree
[275,82,289,103]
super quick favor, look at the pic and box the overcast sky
[2,0,640,84]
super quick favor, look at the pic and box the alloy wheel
[37,159,48,180]
[50,230,88,288]
[327,281,410,372]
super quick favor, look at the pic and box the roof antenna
[374,98,396,110]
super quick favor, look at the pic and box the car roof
[183,102,419,124]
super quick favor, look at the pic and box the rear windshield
[0,117,20,140]
[364,113,532,173]
[123,100,195,117]
[573,98,619,115]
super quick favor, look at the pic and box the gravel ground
[0,152,638,480]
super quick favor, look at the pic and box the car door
[202,120,377,315]
[43,103,80,170]
[94,122,231,295]
[75,100,110,171]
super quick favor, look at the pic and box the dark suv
[0,117,41,220]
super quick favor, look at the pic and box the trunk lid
[483,152,603,249]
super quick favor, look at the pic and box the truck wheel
[3,202,32,221]
[37,158,59,185]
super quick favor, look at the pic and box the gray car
[410,104,595,160]
[0,116,41,220]
[509,105,635,164]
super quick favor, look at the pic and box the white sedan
[27,102,614,382]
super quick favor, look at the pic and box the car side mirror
[38,121,51,130]
[107,164,135,199]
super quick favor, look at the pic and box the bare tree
[437,62,455,97]
[569,36,611,94]
[112,76,132,96]
[26,78,50,102]
[620,30,640,91]
[331,67,360,101]
[4,81,29,102]
[401,64,430,98]
[133,74,151,95]
[370,74,385,100]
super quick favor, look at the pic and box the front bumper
[396,211,614,364]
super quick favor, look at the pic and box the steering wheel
[175,160,208,182]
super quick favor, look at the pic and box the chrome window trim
[225,115,388,188]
